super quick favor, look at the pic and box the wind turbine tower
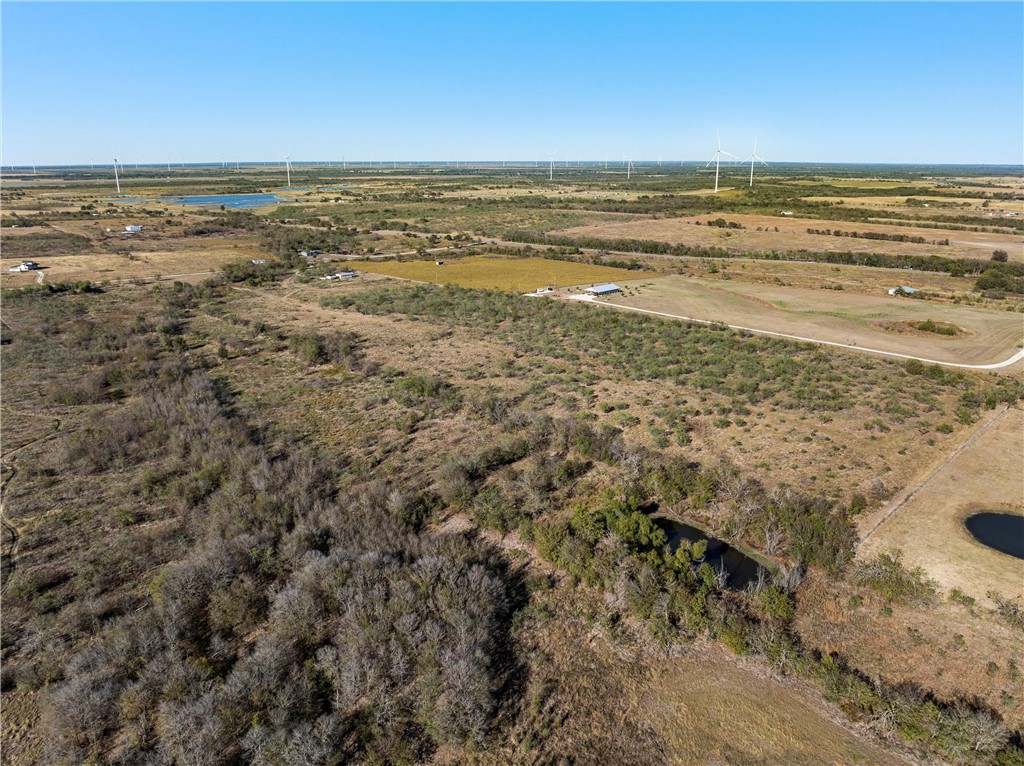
[706,131,737,193]
[742,139,768,187]
[113,155,121,194]
[285,152,292,187]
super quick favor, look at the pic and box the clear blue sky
[3,2,1022,165]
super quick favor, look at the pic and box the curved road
[568,294,1024,371]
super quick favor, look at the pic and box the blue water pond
[162,193,286,209]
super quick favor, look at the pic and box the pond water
[162,193,285,209]
[964,512,1024,559]
[655,517,767,590]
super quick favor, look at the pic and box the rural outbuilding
[586,283,621,296]
[125,225,143,233]
[888,286,919,296]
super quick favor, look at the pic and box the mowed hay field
[352,255,644,292]
[858,406,1024,605]
[602,275,1024,366]
[557,213,1024,262]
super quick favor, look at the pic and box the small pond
[964,512,1024,559]
[162,193,286,209]
[655,517,768,590]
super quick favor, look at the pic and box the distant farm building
[320,271,358,281]
[125,225,143,233]
[586,283,621,297]
[888,286,920,296]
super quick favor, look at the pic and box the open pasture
[781,178,929,190]
[557,212,1024,262]
[0,239,261,287]
[596,275,1024,367]
[858,406,1024,605]
[683,257,988,299]
[350,254,641,292]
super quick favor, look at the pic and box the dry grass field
[796,568,1024,730]
[676,257,991,299]
[800,194,1024,212]
[858,405,1024,605]
[4,168,1023,765]
[351,254,642,291]
[0,240,261,287]
[646,645,915,766]
[227,279,996,538]
[594,275,1024,367]
[557,212,1024,262]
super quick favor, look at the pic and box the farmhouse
[586,283,621,297]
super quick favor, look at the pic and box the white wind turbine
[113,154,121,194]
[548,151,557,181]
[742,139,768,187]
[706,130,736,193]
[624,154,635,180]
[285,150,292,187]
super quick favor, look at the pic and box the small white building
[320,271,358,281]
[125,225,143,233]
[888,286,919,296]
[586,283,621,297]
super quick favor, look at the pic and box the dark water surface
[964,513,1024,559]
[654,517,766,590]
